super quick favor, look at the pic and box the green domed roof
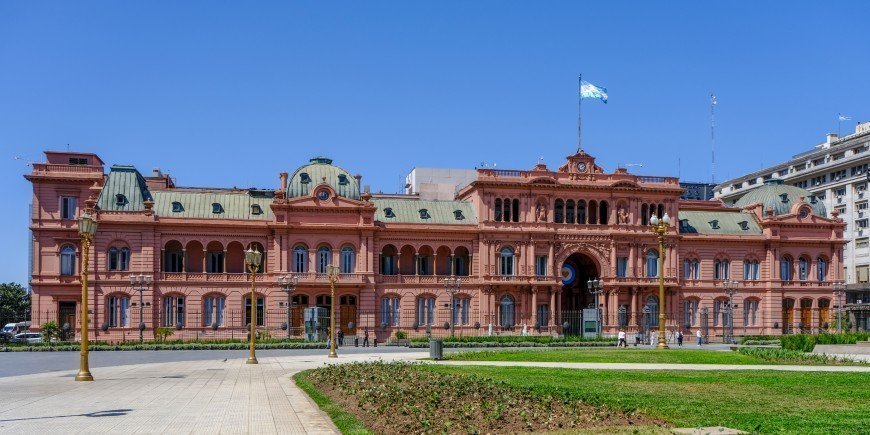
[287,157,360,200]
[734,179,826,217]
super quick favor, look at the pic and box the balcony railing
[31,163,103,174]
[376,275,474,285]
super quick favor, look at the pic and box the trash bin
[429,338,443,360]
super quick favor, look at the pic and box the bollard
[354,337,359,347]
[429,339,443,360]
[374,338,378,347]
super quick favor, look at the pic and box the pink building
[26,148,845,342]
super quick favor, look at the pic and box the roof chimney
[151,167,162,177]
[826,133,839,144]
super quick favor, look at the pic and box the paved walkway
[433,360,870,371]
[0,351,428,434]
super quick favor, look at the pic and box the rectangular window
[381,255,396,275]
[380,297,400,327]
[616,257,628,278]
[743,300,759,327]
[203,296,226,327]
[856,238,869,249]
[245,297,265,326]
[535,256,548,277]
[536,304,549,328]
[207,251,224,273]
[164,296,185,327]
[683,300,699,327]
[857,265,869,284]
[60,196,77,220]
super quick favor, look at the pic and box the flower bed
[299,361,664,434]
[1,341,325,352]
[408,340,613,349]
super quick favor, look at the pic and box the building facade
[715,122,870,287]
[27,147,846,343]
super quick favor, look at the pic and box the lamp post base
[328,350,338,358]
[75,370,94,381]
[246,357,258,364]
[656,342,670,350]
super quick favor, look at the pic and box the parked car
[11,332,43,344]
[1,322,31,342]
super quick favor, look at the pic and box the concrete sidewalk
[0,351,428,434]
[433,360,870,372]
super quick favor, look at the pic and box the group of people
[616,328,703,347]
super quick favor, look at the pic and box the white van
[1,322,31,341]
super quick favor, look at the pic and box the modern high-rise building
[716,122,870,288]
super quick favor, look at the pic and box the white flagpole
[578,75,582,153]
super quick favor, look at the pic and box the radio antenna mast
[710,93,717,184]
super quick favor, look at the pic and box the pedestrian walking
[337,328,344,347]
[696,329,703,346]
[363,327,370,347]
[677,330,683,347]
[634,331,641,347]
[617,329,627,348]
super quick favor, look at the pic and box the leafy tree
[0,282,30,322]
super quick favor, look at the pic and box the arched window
[565,200,575,224]
[317,246,331,273]
[106,294,130,327]
[683,259,700,280]
[453,297,471,325]
[381,296,400,326]
[503,198,511,222]
[599,201,609,225]
[494,198,503,222]
[164,241,183,272]
[798,257,809,281]
[245,296,265,326]
[499,294,515,327]
[416,296,435,326]
[646,250,659,278]
[120,247,130,271]
[713,299,725,326]
[500,247,515,276]
[554,199,564,223]
[683,298,699,327]
[293,245,308,273]
[340,246,355,273]
[646,295,659,327]
[641,204,649,226]
[743,298,759,326]
[817,258,828,282]
[780,256,793,281]
[163,295,185,327]
[714,259,730,280]
[577,200,587,224]
[203,295,226,327]
[588,200,598,225]
[108,246,130,271]
[60,245,76,276]
[108,247,119,271]
[818,298,831,329]
[744,260,759,280]
[511,199,520,222]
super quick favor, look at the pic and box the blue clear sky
[2,1,869,284]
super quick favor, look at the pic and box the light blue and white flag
[580,80,608,103]
[839,113,852,121]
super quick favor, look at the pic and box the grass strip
[294,369,372,435]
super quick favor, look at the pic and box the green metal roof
[678,210,762,235]
[733,179,826,217]
[372,197,477,225]
[151,190,274,220]
[96,165,152,211]
[287,157,360,200]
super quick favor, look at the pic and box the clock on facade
[577,162,587,172]
[317,190,330,201]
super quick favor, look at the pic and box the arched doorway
[560,253,599,335]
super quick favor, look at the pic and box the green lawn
[424,365,870,434]
[445,348,774,364]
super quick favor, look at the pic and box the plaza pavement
[1,346,869,434]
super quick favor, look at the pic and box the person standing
[363,327,370,347]
[337,328,344,348]
[696,329,703,346]
[617,329,627,348]
[677,330,683,347]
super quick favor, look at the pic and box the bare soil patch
[306,361,666,434]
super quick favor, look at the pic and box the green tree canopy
[0,282,30,321]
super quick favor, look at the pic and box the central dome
[287,156,360,200]
[733,179,826,217]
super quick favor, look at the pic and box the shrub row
[737,347,867,365]
[1,341,325,352]
[780,332,870,352]
[409,335,614,344]
[741,340,781,346]
[408,341,613,349]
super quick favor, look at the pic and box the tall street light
[326,265,340,358]
[723,279,739,344]
[586,278,603,338]
[130,274,153,343]
[278,274,299,339]
[650,212,671,350]
[244,247,262,364]
[75,212,97,382]
[443,276,461,338]
[833,281,846,333]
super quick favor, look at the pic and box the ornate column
[432,253,437,276]
[531,286,538,328]
[414,252,419,276]
[308,248,316,274]
[202,248,207,273]
[628,243,636,278]
[222,250,227,273]
[549,288,556,326]
[548,242,555,276]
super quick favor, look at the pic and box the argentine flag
[580,80,608,103]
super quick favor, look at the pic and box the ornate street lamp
[650,212,671,349]
[723,279,739,344]
[278,274,299,339]
[326,264,340,358]
[130,274,153,343]
[586,278,603,338]
[833,281,846,333]
[443,276,461,338]
[244,246,262,364]
[75,212,97,382]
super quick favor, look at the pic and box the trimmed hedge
[410,335,615,344]
[780,332,870,352]
[1,341,325,352]
[408,341,613,349]
[737,346,867,365]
